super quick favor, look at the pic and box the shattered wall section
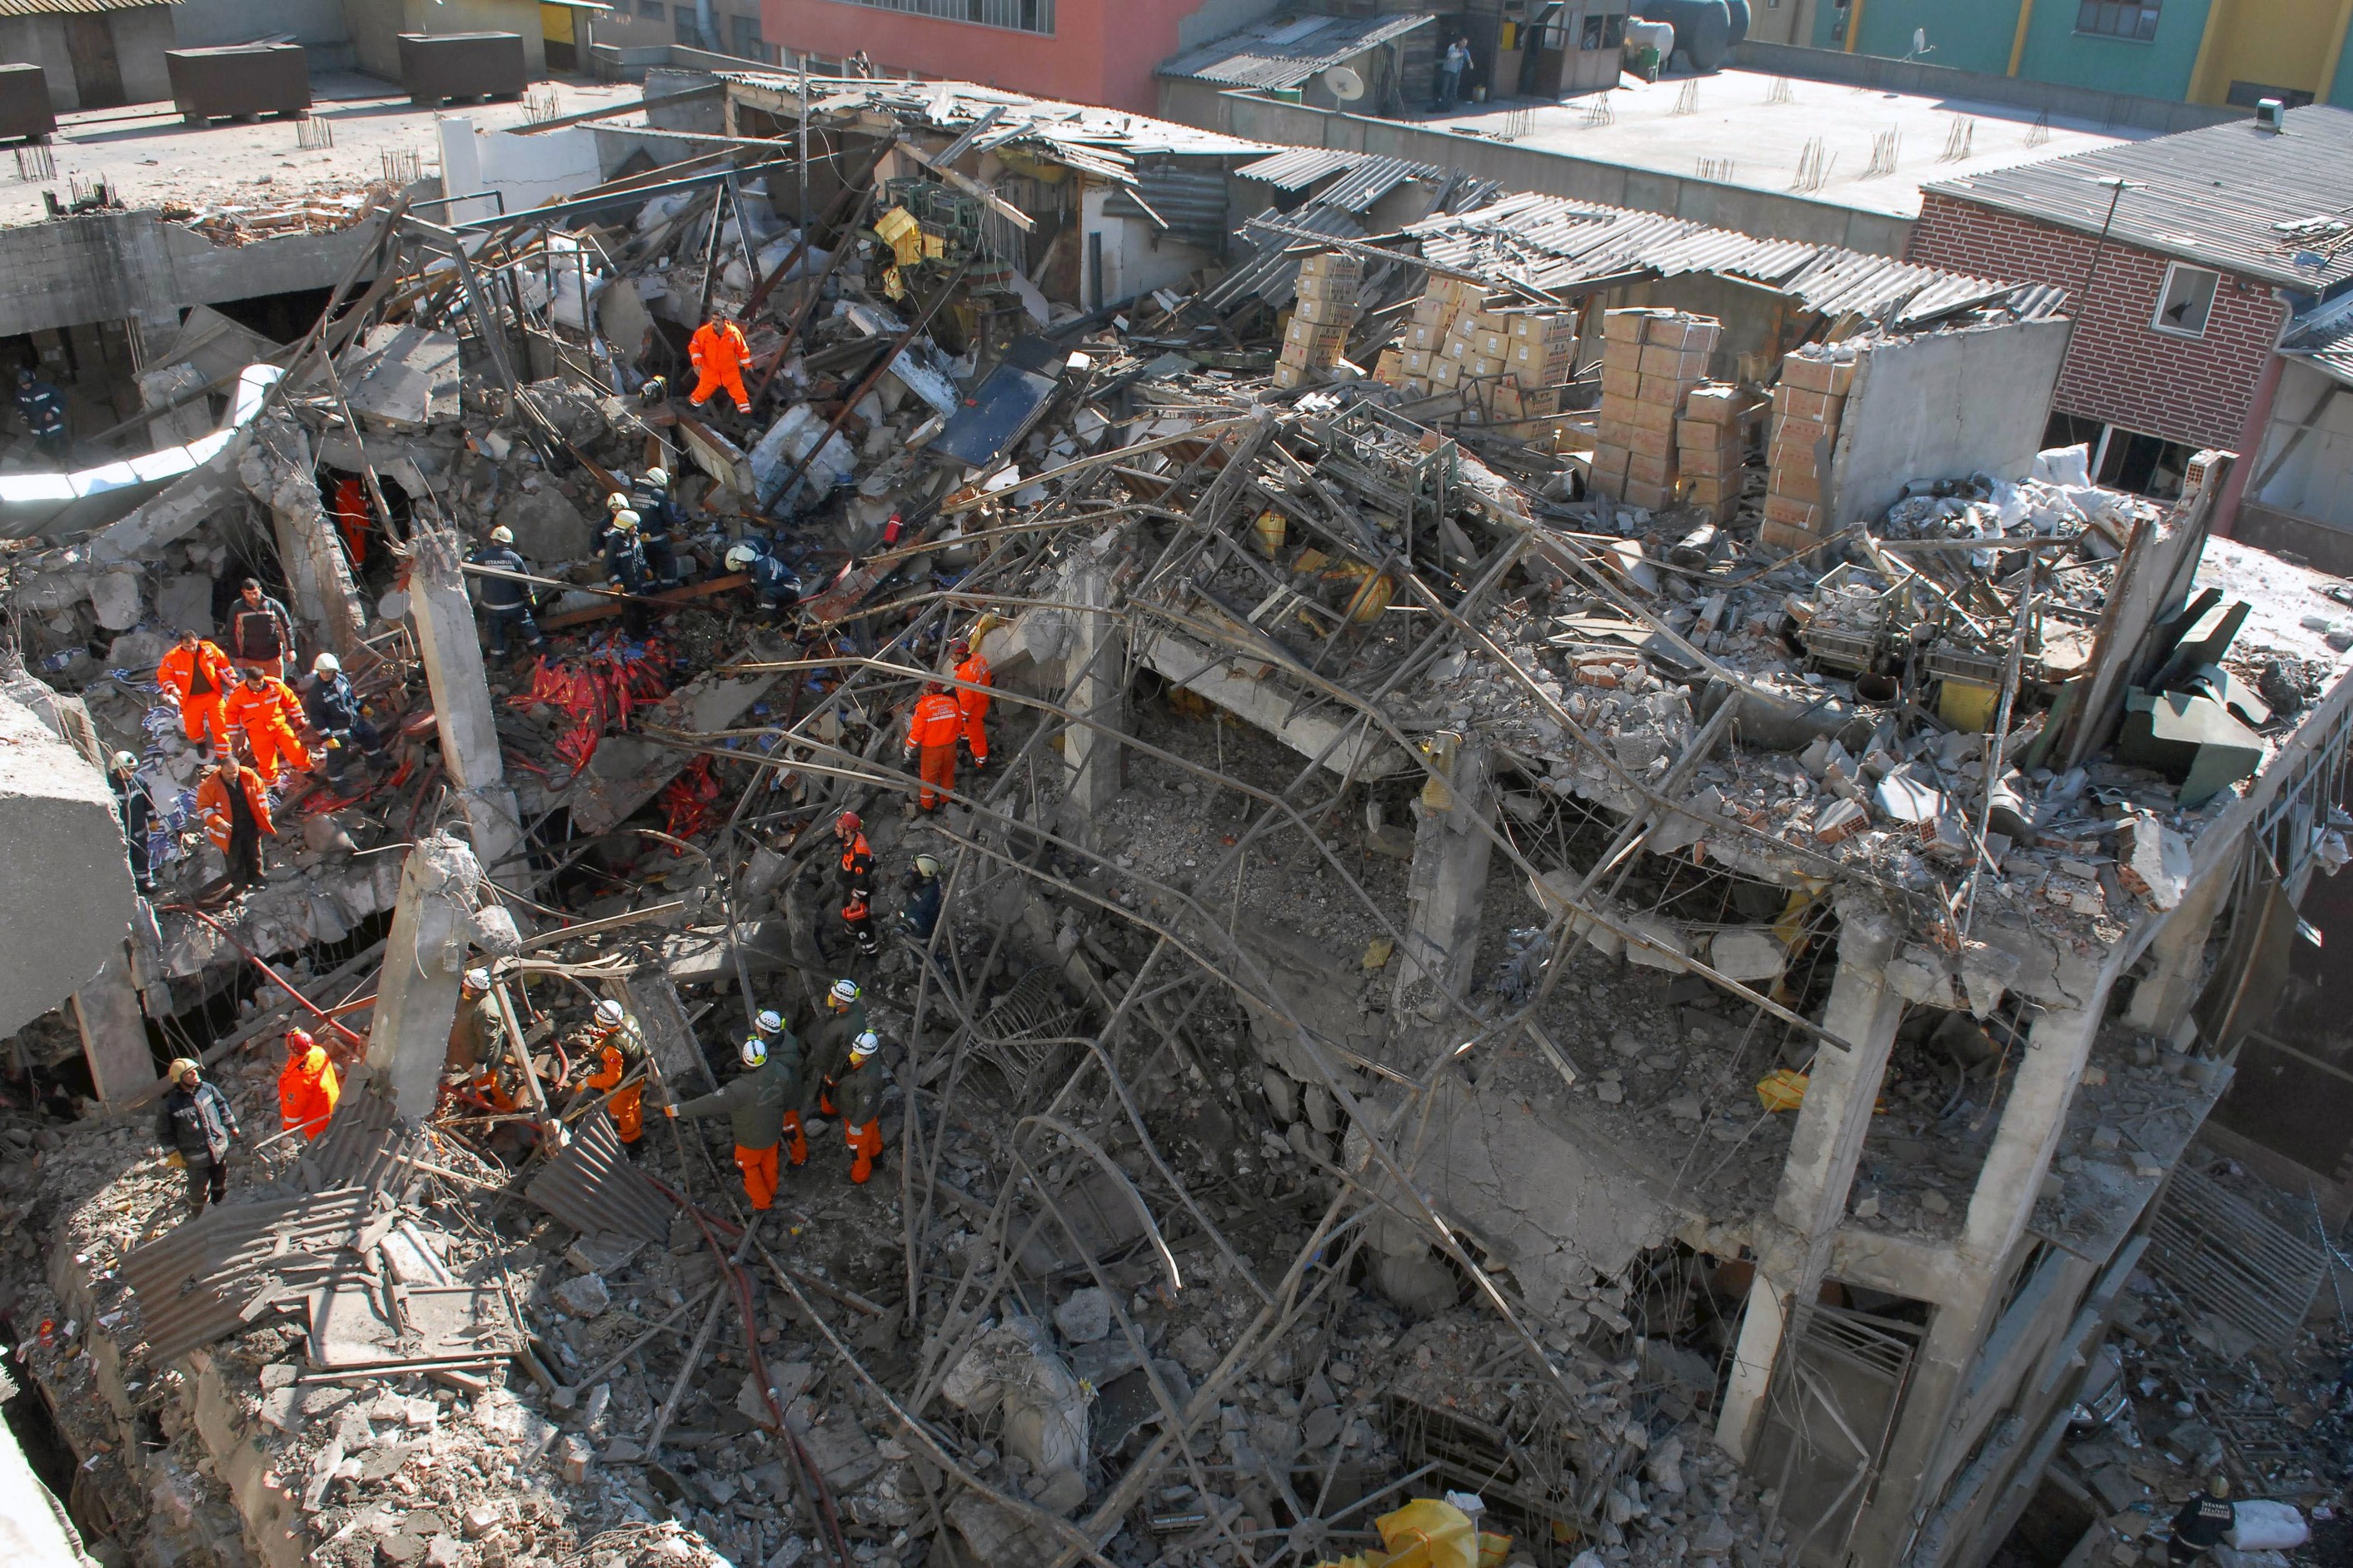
[0,694,135,1040]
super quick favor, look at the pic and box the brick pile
[1274,252,1363,389]
[1760,343,1857,550]
[1589,308,1720,510]
[1674,383,1753,523]
[1392,275,1573,427]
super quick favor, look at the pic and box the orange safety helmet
[286,1028,315,1054]
[835,809,862,835]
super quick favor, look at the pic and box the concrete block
[493,485,591,563]
[0,694,134,1039]
[155,573,215,637]
[1707,928,1786,983]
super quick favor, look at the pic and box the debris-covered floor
[2,67,2352,1568]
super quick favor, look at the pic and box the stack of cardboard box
[1590,308,1720,509]
[1676,383,1753,522]
[1393,275,1574,426]
[1274,252,1364,389]
[1761,344,1857,549]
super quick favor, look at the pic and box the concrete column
[407,530,530,898]
[71,944,151,1104]
[1716,894,1903,1461]
[2123,860,2231,1035]
[1962,1005,2101,1267]
[1393,732,1493,1003]
[367,831,485,1121]
[1061,544,1126,848]
[241,416,367,660]
[1845,1003,2103,1566]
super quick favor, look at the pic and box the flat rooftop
[0,72,639,231]
[1413,67,2143,219]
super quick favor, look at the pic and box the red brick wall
[1906,190,2288,452]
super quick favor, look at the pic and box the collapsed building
[0,68,2347,1568]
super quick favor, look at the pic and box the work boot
[788,1136,808,1167]
[850,1152,874,1185]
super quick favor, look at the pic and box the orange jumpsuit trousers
[735,1144,780,1210]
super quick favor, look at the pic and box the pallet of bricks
[1676,383,1761,524]
[1759,343,1857,550]
[1383,274,1573,432]
[1274,251,1363,389]
[1588,308,1719,510]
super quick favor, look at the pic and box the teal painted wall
[1811,0,1846,48]
[2013,0,2215,97]
[1852,0,2021,74]
[2331,32,2353,104]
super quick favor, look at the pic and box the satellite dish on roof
[1324,65,1366,102]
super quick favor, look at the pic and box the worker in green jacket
[835,1032,886,1185]
[803,978,870,1122]
[664,1035,797,1210]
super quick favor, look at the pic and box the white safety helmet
[849,1031,880,1063]
[740,1034,769,1069]
[725,544,760,572]
[490,525,515,545]
[594,998,626,1027]
[463,967,491,993]
[644,467,668,488]
[313,653,341,676]
[828,979,860,1007]
[612,510,641,532]
[112,749,139,773]
[606,491,630,513]
[755,1008,784,1034]
[912,854,940,878]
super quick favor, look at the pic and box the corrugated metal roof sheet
[0,0,173,13]
[526,1109,675,1244]
[2281,295,2353,386]
[121,1188,381,1363]
[1105,159,1231,251]
[293,1075,430,1194]
[1924,105,2353,291]
[1234,147,1363,192]
[1159,11,1434,88]
[1403,191,2051,329]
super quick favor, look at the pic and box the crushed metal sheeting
[526,1109,675,1245]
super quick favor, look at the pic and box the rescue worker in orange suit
[951,635,993,771]
[664,1033,793,1212]
[578,998,649,1152]
[688,313,754,416]
[196,754,275,889]
[224,666,313,784]
[905,680,964,811]
[331,475,371,570]
[836,1032,885,1183]
[159,629,236,759]
[277,1028,341,1141]
[833,810,878,956]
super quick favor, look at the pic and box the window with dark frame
[2076,0,2160,40]
[2152,261,2220,337]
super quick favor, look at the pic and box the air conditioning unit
[2256,97,2286,131]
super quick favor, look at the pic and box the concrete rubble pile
[0,69,2351,1568]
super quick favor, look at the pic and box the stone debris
[0,63,2348,1568]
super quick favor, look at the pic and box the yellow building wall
[2190,0,2348,102]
